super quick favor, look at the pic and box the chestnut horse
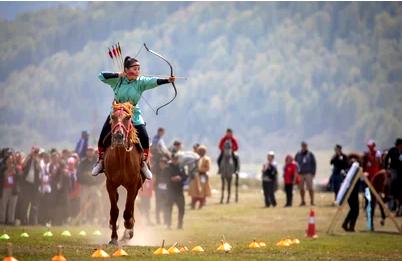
[104,101,144,245]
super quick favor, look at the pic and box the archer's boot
[141,148,152,180]
[92,147,104,176]
[141,161,153,180]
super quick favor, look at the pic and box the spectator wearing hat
[169,140,183,155]
[384,138,402,214]
[295,141,316,206]
[330,145,348,200]
[261,151,277,208]
[189,145,212,209]
[283,154,298,207]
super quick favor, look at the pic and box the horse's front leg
[106,181,119,245]
[227,177,232,204]
[121,187,138,242]
[220,176,225,204]
[235,173,239,203]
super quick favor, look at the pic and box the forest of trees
[0,2,401,163]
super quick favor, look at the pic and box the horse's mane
[111,101,139,145]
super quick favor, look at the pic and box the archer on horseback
[92,56,176,179]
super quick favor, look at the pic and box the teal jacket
[99,72,161,125]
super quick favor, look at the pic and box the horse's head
[223,139,233,156]
[110,101,137,149]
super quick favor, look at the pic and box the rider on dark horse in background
[217,128,239,173]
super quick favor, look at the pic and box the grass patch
[1,188,401,260]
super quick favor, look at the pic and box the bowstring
[134,44,157,114]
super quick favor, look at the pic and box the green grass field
[1,181,402,261]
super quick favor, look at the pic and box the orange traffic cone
[3,243,18,261]
[306,209,318,238]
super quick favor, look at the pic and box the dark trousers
[331,173,344,200]
[17,181,40,225]
[98,115,149,150]
[343,182,359,230]
[284,184,293,206]
[262,181,276,207]
[165,193,185,229]
[155,188,168,225]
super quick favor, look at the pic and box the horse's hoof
[122,229,133,240]
[109,238,119,246]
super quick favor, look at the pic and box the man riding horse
[217,128,239,173]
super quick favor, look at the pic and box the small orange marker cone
[216,240,232,252]
[167,242,180,254]
[191,245,205,252]
[112,248,128,257]
[52,245,67,261]
[153,240,169,255]
[91,245,110,258]
[306,209,318,238]
[248,239,260,248]
[3,243,18,261]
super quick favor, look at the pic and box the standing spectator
[18,146,41,225]
[342,153,362,232]
[169,140,182,155]
[77,146,104,224]
[52,157,70,225]
[66,157,80,222]
[283,154,298,207]
[189,145,212,209]
[217,129,239,173]
[384,138,402,213]
[295,141,316,206]
[38,151,52,225]
[165,154,187,230]
[155,157,170,225]
[151,128,170,166]
[261,151,277,208]
[0,151,19,225]
[151,128,170,219]
[362,139,382,231]
[330,145,349,200]
[47,150,61,225]
[138,179,154,226]
[75,131,89,159]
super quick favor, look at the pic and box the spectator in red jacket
[283,155,298,207]
[218,129,239,152]
[362,139,382,231]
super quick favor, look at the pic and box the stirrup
[141,161,152,180]
[92,159,104,176]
